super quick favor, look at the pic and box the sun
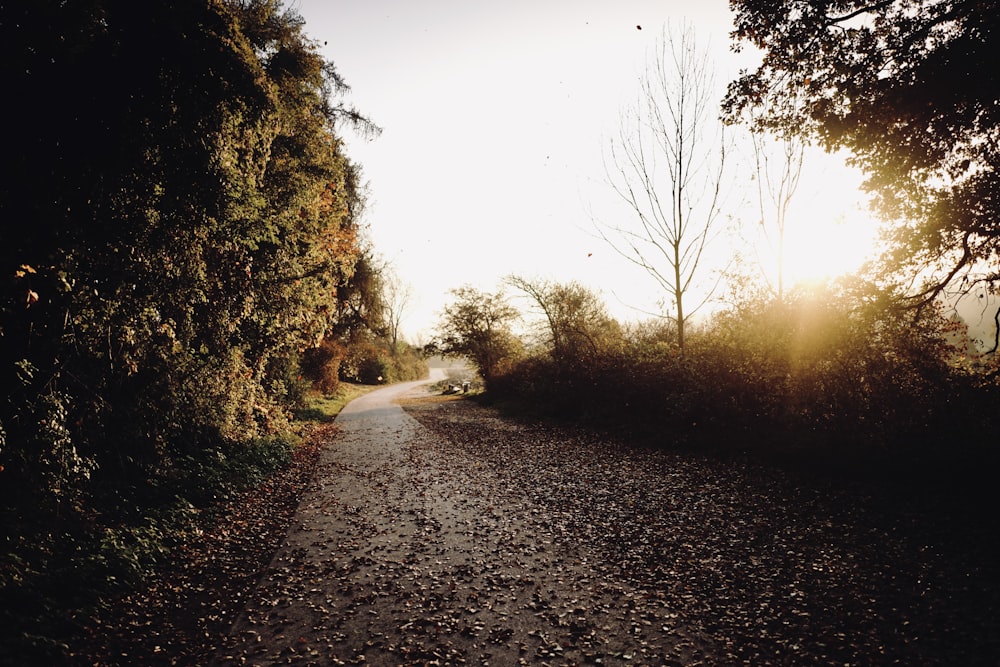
[782,208,880,286]
[743,201,881,297]
[768,152,881,288]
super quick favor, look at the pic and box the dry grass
[395,392,469,407]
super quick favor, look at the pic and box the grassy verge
[293,382,377,425]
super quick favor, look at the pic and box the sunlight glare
[782,207,879,286]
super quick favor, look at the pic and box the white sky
[294,0,877,342]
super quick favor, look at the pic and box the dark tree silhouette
[724,0,1000,343]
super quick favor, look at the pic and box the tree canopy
[723,1,999,318]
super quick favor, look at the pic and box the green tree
[723,1,999,341]
[435,286,522,385]
[5,0,371,448]
[333,248,389,340]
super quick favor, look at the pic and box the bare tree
[747,106,806,302]
[382,266,413,349]
[506,276,618,363]
[598,23,729,351]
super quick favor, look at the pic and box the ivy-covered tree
[2,0,373,478]
[723,1,999,340]
[0,3,374,651]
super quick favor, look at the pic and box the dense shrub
[491,283,998,457]
[337,334,428,386]
[386,344,431,383]
[301,339,347,395]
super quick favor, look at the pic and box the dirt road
[214,378,999,666]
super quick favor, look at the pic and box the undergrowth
[0,383,371,666]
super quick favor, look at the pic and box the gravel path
[214,383,1000,666]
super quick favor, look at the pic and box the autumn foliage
[0,1,382,661]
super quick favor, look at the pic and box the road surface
[212,367,1000,666]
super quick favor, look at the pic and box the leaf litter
[78,392,1000,666]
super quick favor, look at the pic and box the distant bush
[335,334,428,386]
[387,344,431,383]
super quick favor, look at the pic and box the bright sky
[295,0,877,342]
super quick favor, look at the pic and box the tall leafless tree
[746,97,806,302]
[382,266,412,349]
[598,23,728,351]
